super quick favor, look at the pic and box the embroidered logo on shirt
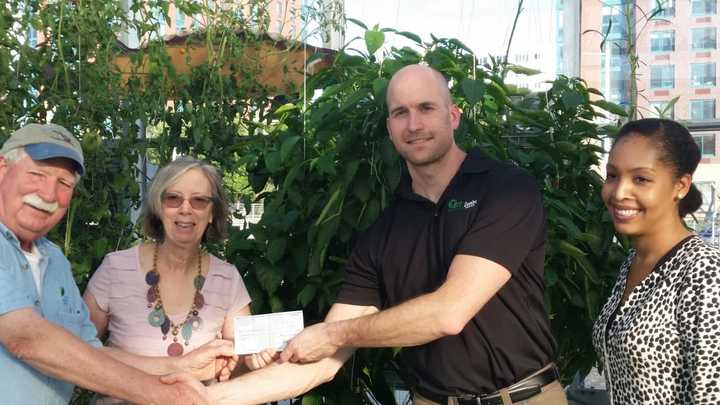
[447,199,478,211]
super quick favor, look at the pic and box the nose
[35,178,58,203]
[178,198,193,213]
[407,110,423,132]
[611,178,632,201]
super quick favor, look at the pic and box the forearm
[101,346,178,375]
[3,311,177,404]
[331,255,510,348]
[209,349,351,405]
[331,291,454,348]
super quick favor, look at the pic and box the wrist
[327,320,348,348]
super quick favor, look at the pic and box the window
[176,7,186,31]
[691,27,717,50]
[653,0,676,17]
[691,63,717,87]
[691,0,717,15]
[650,101,675,118]
[651,65,675,89]
[651,30,675,52]
[275,0,284,32]
[690,99,717,120]
[693,133,716,157]
[602,14,627,40]
[153,8,166,36]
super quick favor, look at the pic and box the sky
[342,0,558,66]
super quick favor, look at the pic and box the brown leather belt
[415,364,560,405]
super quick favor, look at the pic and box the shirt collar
[0,221,49,255]
[397,148,494,200]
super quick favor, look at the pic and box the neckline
[614,234,696,313]
[133,243,214,317]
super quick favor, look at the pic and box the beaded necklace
[145,243,206,356]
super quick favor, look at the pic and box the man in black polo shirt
[205,64,566,405]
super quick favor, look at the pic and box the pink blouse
[87,245,251,357]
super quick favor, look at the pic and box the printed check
[233,310,304,354]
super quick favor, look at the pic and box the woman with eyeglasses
[83,157,273,404]
[592,119,720,404]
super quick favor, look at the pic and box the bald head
[386,64,452,109]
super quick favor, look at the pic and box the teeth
[615,208,639,217]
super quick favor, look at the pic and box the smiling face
[601,135,690,238]
[159,168,214,249]
[0,154,76,251]
[385,65,460,168]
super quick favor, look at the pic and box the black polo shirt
[336,148,555,397]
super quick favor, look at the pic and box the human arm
[281,254,510,362]
[283,168,542,362]
[203,303,377,404]
[0,307,209,404]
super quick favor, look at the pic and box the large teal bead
[181,322,193,341]
[148,309,166,327]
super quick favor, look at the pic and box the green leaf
[280,136,301,162]
[461,78,484,105]
[301,393,324,405]
[591,99,628,117]
[353,177,371,202]
[264,151,283,173]
[256,263,283,294]
[546,270,559,287]
[346,18,368,30]
[395,30,422,44]
[561,91,585,110]
[372,78,388,104]
[365,29,385,55]
[506,64,542,76]
[313,153,336,176]
[266,238,287,264]
[297,284,317,307]
[273,103,297,116]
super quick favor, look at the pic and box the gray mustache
[22,193,58,213]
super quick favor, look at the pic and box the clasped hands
[160,322,339,404]
[159,339,277,404]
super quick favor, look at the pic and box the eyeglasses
[161,192,215,210]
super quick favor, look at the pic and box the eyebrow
[606,163,656,173]
[389,101,439,115]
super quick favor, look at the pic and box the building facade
[581,0,719,244]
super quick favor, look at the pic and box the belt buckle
[478,384,542,405]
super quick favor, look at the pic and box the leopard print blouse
[592,236,720,404]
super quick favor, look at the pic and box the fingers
[259,348,278,364]
[279,344,296,363]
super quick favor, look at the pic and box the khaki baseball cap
[0,123,84,175]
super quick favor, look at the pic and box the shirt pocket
[56,307,86,337]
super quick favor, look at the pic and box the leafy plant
[1,1,628,403]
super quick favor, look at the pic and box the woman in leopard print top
[592,118,720,404]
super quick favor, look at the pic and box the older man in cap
[0,123,230,404]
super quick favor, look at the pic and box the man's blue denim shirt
[0,221,101,405]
